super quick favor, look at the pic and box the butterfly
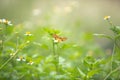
[52,34,67,42]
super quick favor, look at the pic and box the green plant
[94,16,120,80]
[0,19,34,79]
[0,16,120,80]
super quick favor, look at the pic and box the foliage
[0,16,120,80]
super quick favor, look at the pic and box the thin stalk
[53,41,55,55]
[0,25,7,54]
[16,36,19,50]
[56,44,59,75]
[107,19,115,27]
[0,35,5,54]
[0,28,5,54]
[104,42,116,80]
[0,49,20,70]
[0,40,3,54]
[0,42,27,70]
[110,43,115,71]
[104,66,120,80]
[53,41,59,77]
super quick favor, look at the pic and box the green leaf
[87,69,99,78]
[110,26,120,34]
[83,59,90,67]
[93,59,104,67]
[77,67,86,77]
[43,27,60,35]
[93,34,113,40]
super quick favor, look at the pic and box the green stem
[53,41,55,55]
[0,32,6,54]
[110,43,115,71]
[0,25,5,54]
[104,42,116,80]
[104,66,120,80]
[0,49,20,70]
[56,44,59,75]
[107,19,115,27]
[0,33,5,54]
[0,40,3,54]
[16,36,19,50]
[53,41,59,77]
[0,41,27,70]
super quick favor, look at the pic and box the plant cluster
[0,16,120,80]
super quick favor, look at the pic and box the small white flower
[24,32,32,36]
[53,38,59,43]
[0,18,12,25]
[7,21,12,26]
[16,56,26,61]
[2,19,6,23]
[27,60,34,65]
[104,16,111,20]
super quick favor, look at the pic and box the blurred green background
[0,0,120,50]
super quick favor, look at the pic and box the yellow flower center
[104,16,111,20]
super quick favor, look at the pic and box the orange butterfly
[52,34,67,42]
